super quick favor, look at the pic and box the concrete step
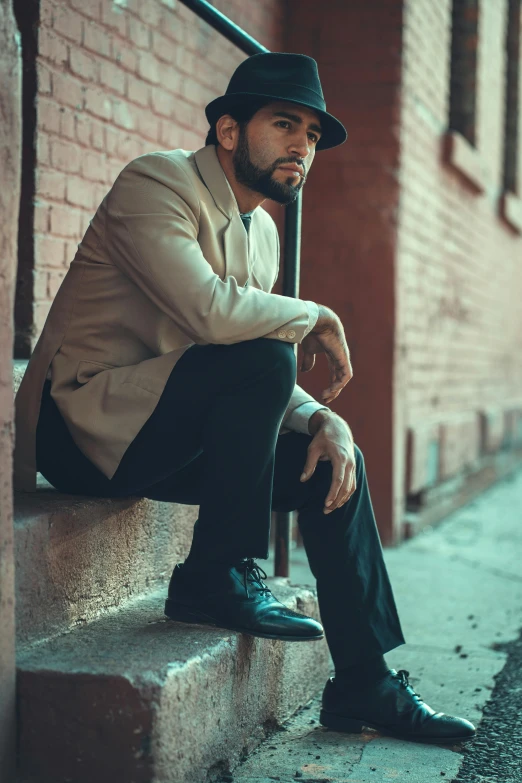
[17,581,330,783]
[14,358,198,645]
[15,476,198,645]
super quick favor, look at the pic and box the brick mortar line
[61,0,162,26]
[35,199,96,213]
[45,4,237,58]
[43,21,153,57]
[37,53,222,102]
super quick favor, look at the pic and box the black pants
[36,338,405,668]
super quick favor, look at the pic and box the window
[503,0,521,194]
[449,0,479,146]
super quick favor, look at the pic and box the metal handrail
[179,0,302,577]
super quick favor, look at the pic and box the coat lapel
[222,213,249,285]
[194,145,249,285]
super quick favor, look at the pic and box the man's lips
[277,165,304,177]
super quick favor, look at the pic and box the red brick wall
[286,0,404,542]
[398,0,522,506]
[33,0,285,336]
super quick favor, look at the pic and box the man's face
[231,101,322,205]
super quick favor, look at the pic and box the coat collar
[194,144,258,283]
[194,144,240,220]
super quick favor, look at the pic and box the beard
[232,125,305,205]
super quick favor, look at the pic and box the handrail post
[274,192,302,577]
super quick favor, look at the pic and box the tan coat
[14,144,319,492]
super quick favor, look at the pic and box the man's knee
[212,338,295,406]
[251,336,296,366]
[236,337,296,383]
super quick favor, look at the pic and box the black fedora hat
[205,52,347,151]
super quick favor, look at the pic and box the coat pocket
[76,359,116,385]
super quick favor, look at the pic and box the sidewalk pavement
[230,469,522,782]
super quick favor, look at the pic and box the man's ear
[216,115,238,151]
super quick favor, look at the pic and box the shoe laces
[235,558,272,598]
[396,669,424,703]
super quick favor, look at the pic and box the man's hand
[300,410,357,514]
[300,305,352,404]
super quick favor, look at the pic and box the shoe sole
[164,598,324,642]
[319,709,475,744]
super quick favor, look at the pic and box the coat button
[287,329,296,338]
[277,330,287,338]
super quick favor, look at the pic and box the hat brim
[205,92,347,151]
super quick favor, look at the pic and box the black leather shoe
[165,557,324,642]
[320,669,476,743]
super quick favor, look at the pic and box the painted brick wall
[0,1,21,777]
[33,0,285,336]
[397,0,522,498]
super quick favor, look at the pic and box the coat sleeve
[280,384,328,432]
[283,400,330,434]
[105,152,316,346]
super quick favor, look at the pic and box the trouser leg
[144,426,405,670]
[271,432,406,670]
[165,340,296,566]
[38,338,297,566]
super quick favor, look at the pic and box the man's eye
[276,120,290,129]
[308,133,318,143]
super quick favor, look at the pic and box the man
[15,52,475,743]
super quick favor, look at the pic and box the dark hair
[205,97,273,146]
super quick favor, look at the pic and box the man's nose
[288,133,311,160]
